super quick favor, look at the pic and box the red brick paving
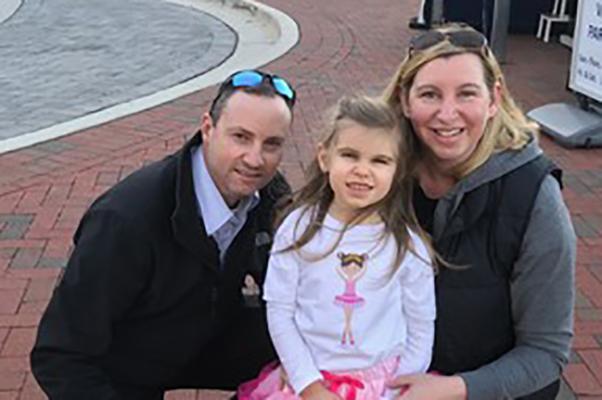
[1,0,601,398]
[565,363,602,396]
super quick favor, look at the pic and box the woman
[382,24,576,399]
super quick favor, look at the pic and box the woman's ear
[317,143,329,173]
[488,81,502,118]
[400,89,411,118]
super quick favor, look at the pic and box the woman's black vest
[416,155,562,400]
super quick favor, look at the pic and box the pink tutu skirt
[334,294,365,308]
[237,357,402,400]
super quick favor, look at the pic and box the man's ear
[317,143,329,173]
[200,112,214,142]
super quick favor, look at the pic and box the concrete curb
[0,0,22,23]
[0,0,299,155]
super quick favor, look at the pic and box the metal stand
[432,0,444,24]
[536,0,571,43]
[490,0,510,62]
[409,0,431,29]
[527,103,602,148]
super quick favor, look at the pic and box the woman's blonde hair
[279,94,434,272]
[382,23,538,178]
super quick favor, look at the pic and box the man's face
[201,91,292,207]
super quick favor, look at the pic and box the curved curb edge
[0,0,299,155]
[0,0,22,24]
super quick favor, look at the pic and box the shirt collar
[191,146,259,236]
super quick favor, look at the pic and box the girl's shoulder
[274,205,314,241]
[403,228,433,268]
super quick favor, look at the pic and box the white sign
[569,0,602,103]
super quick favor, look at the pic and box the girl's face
[402,53,499,171]
[318,122,398,223]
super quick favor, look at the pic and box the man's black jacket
[30,133,290,399]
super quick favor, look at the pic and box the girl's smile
[318,122,398,223]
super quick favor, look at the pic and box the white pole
[416,0,427,24]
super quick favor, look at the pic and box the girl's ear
[317,143,329,173]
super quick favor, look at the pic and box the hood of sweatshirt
[431,136,543,239]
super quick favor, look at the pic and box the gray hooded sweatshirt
[428,139,576,399]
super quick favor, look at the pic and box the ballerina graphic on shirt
[334,252,368,345]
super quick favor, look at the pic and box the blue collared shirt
[191,146,260,263]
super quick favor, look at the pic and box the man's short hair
[209,83,287,124]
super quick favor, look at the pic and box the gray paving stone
[572,215,598,238]
[575,170,602,189]
[556,378,576,400]
[0,214,34,224]
[0,214,34,240]
[575,290,594,308]
[0,0,236,139]
[564,173,594,195]
[30,141,75,154]
[9,246,43,268]
[37,257,68,269]
[0,221,29,239]
[569,350,582,364]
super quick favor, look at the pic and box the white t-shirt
[263,207,436,394]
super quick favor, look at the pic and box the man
[30,70,296,399]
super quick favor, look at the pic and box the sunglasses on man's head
[409,29,488,55]
[217,70,296,107]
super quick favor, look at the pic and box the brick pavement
[1,0,601,399]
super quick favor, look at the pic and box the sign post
[528,0,602,148]
[569,0,602,104]
[490,0,511,62]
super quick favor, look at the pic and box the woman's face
[402,53,499,170]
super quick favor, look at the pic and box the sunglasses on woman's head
[409,29,488,55]
[216,70,296,107]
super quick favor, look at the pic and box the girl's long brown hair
[278,95,436,272]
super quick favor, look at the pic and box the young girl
[239,95,436,400]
